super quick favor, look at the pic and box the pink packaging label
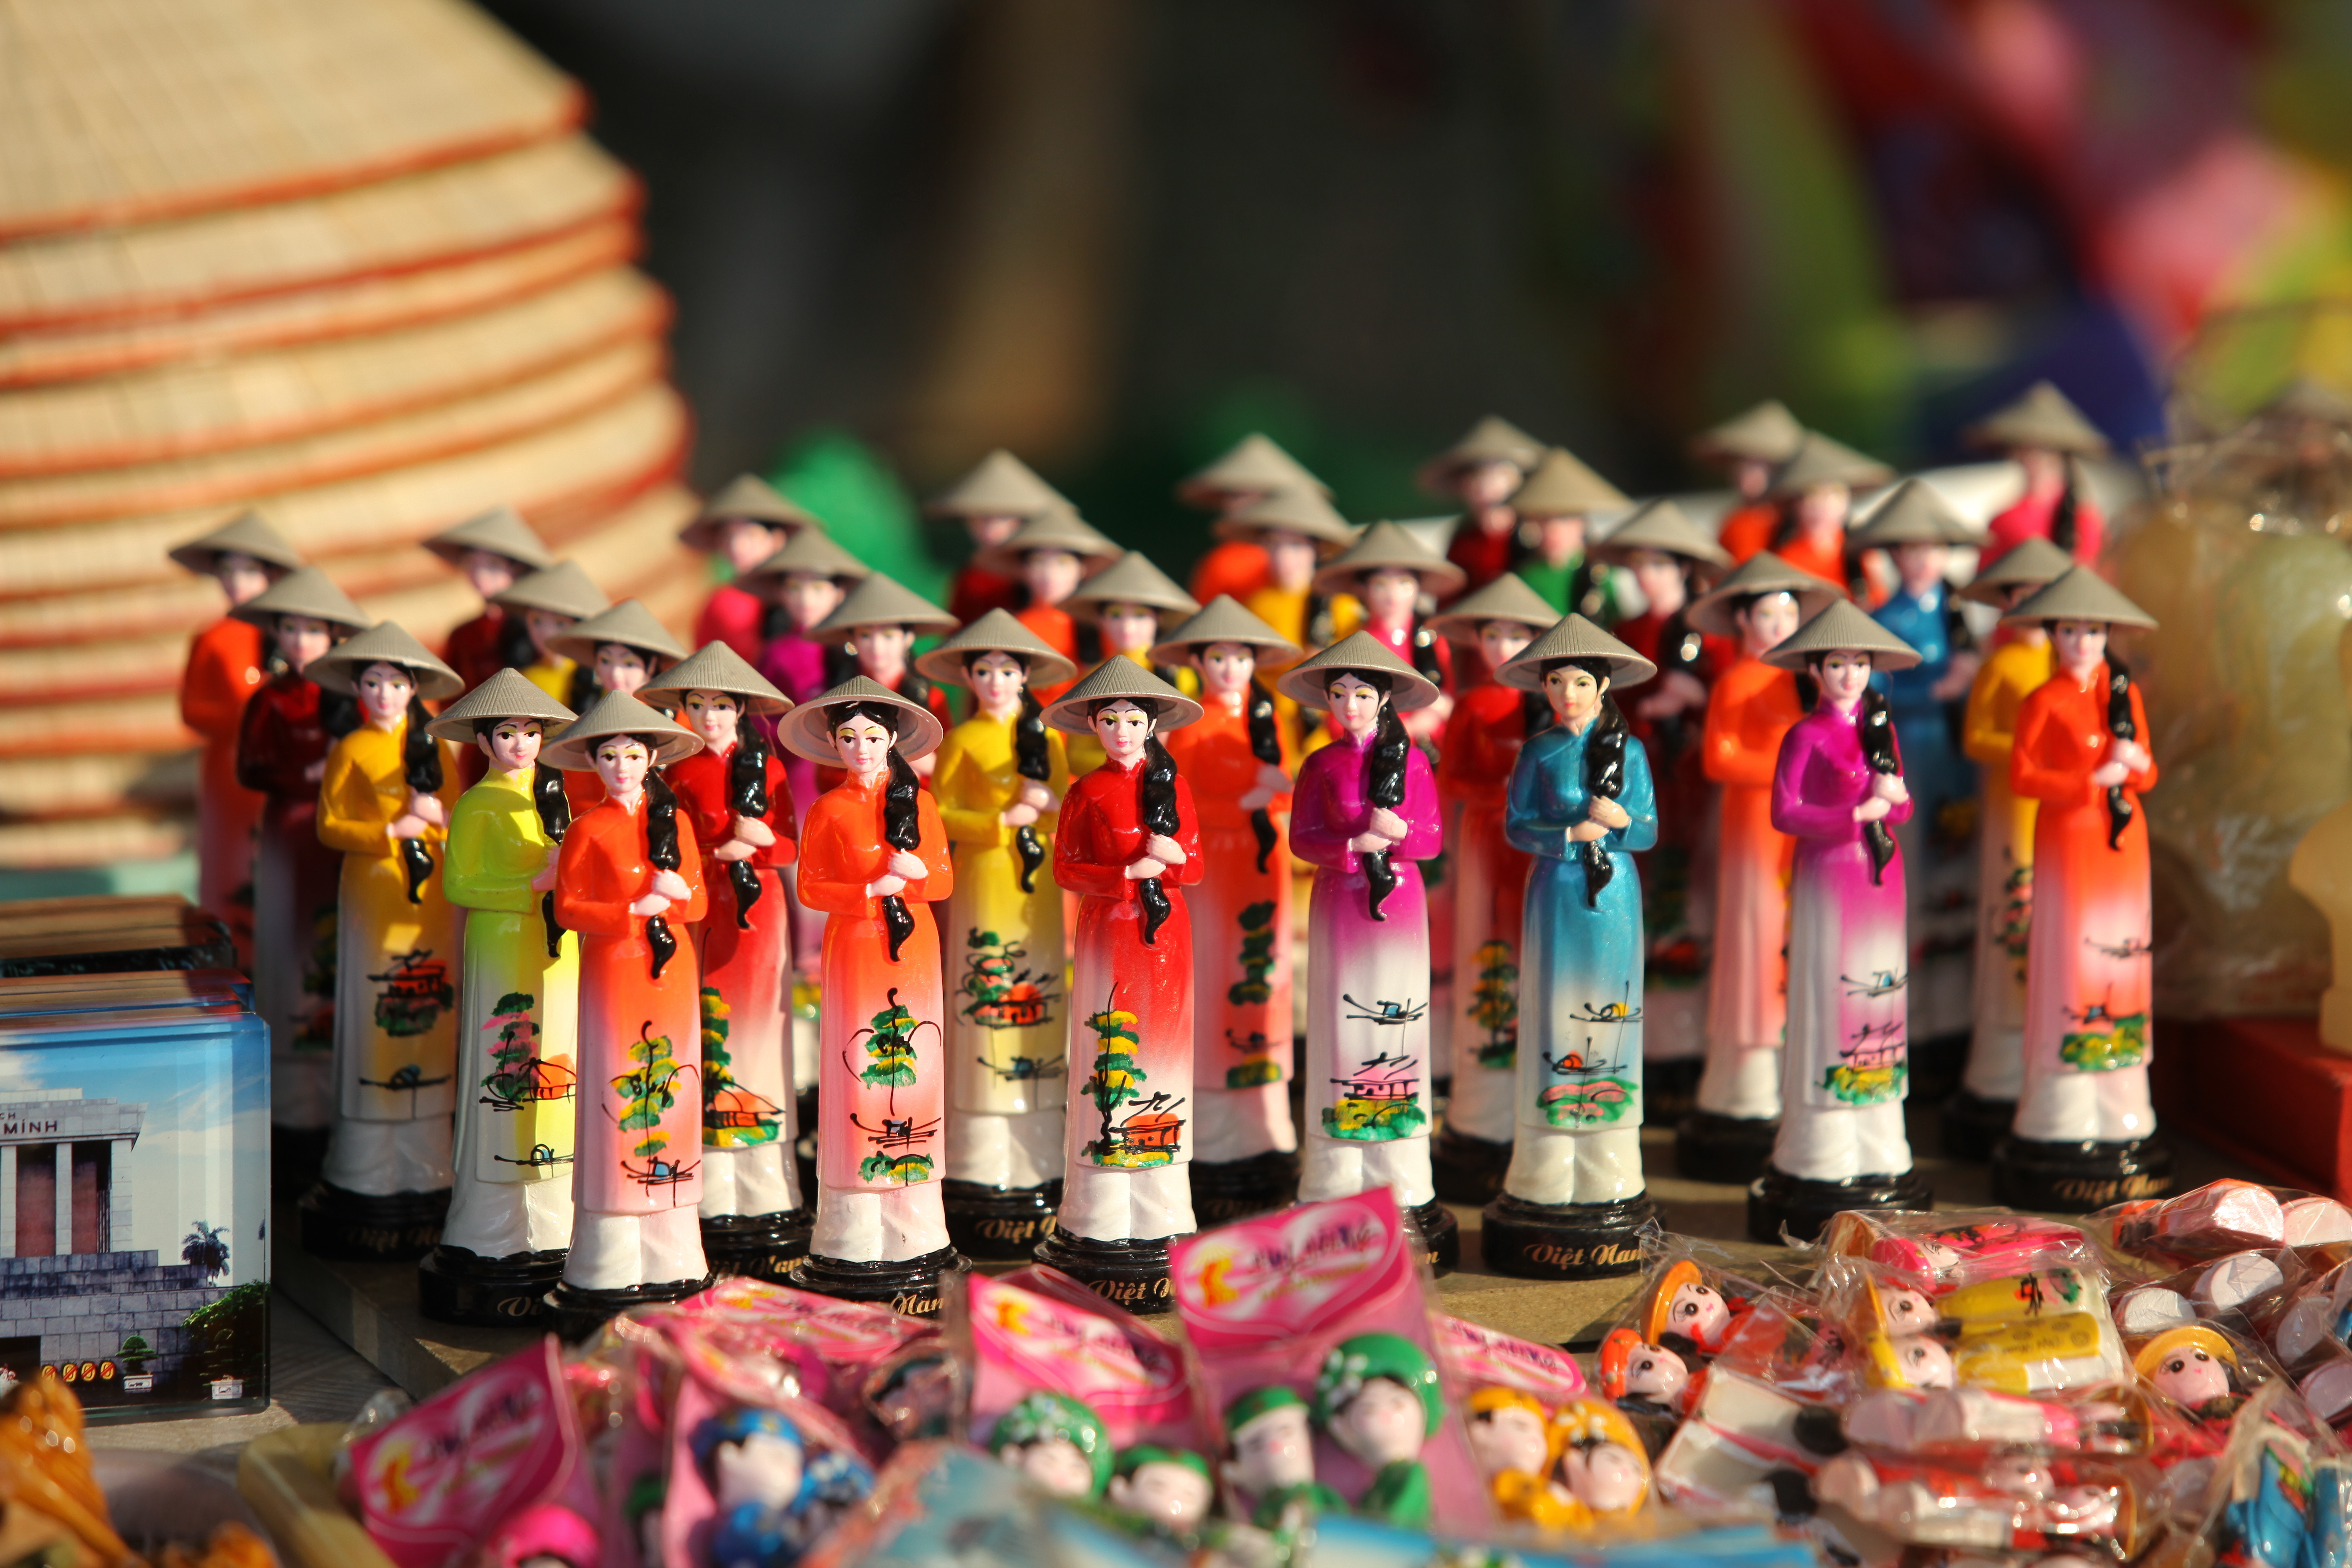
[966,1270,1197,1452]
[1434,1314,1588,1405]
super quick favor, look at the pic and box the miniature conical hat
[925,450,1069,518]
[1149,595,1300,663]
[425,668,578,744]
[776,676,947,764]
[1275,629,1443,713]
[307,621,465,700]
[1178,433,1330,507]
[2002,566,2157,630]
[493,560,611,622]
[544,690,705,771]
[1313,520,1467,596]
[1767,431,1893,498]
[1846,479,1973,549]
[1762,600,1921,672]
[1210,485,1357,549]
[1963,381,2109,455]
[973,505,1123,575]
[639,641,794,717]
[547,598,690,668]
[231,564,369,630]
[1418,415,1544,490]
[1497,614,1658,691]
[1065,552,1201,618]
[810,573,959,638]
[1684,551,1843,639]
[424,504,554,571]
[169,509,305,575]
[914,608,1080,687]
[1591,498,1734,570]
[1957,536,2075,606]
[679,475,825,552]
[1510,447,1630,516]
[2131,1325,2237,1381]
[1425,573,1564,643]
[1040,655,1204,736]
[738,527,872,587]
[1690,400,1805,464]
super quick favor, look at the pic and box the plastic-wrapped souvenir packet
[2127,1320,2278,1435]
[596,1340,683,1568]
[657,1372,876,1568]
[1171,1188,1490,1536]
[1821,1209,2099,1294]
[2135,1249,2313,1345]
[1286,1514,1817,1568]
[1438,1314,1591,1492]
[1651,1369,1843,1520]
[1811,1448,2144,1558]
[673,1277,940,1454]
[1841,1385,2140,1458]
[1619,1255,1768,1365]
[2183,1382,2352,1568]
[1817,1254,2129,1397]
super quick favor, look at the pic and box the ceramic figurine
[640,643,811,1279]
[1692,400,1806,566]
[416,671,580,1324]
[775,677,962,1310]
[1032,658,1204,1308]
[172,511,302,967]
[1480,615,1660,1277]
[232,566,369,1188]
[1311,523,1462,745]
[911,612,1078,1259]
[2134,1327,2246,1425]
[299,623,467,1260]
[1465,1387,1553,1485]
[1310,1331,1441,1528]
[1106,1446,1215,1535]
[1061,551,1201,776]
[1747,600,1933,1242]
[1416,416,1545,594]
[1759,432,1893,593]
[1989,569,2173,1210]
[1150,596,1305,1221]
[1423,574,1560,1204]
[928,450,1070,625]
[679,475,826,663]
[1279,632,1456,1273]
[807,575,961,769]
[972,507,1123,700]
[1506,447,1630,622]
[1176,432,1332,608]
[1945,537,2073,1158]
[690,1407,871,1565]
[547,599,691,809]
[1492,1400,1651,1529]
[1676,553,1839,1183]
[424,504,554,693]
[1964,381,2111,567]
[1214,487,1358,749]
[1221,1386,1345,1531]
[989,1391,1112,1498]
[490,560,613,706]
[541,691,713,1328]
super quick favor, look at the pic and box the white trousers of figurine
[1192,1085,1298,1163]
[322,1118,454,1196]
[811,1185,950,1262]
[1298,1139,1435,1209]
[1059,1165,1196,1243]
[564,1205,707,1291]
[947,1109,1064,1189]
[1503,1126,1644,1207]
[700,1142,804,1219]
[443,1175,572,1258]
[2014,1067,2154,1145]
[1771,1100,1912,1182]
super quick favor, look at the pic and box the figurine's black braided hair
[1328,668,1410,921]
[1545,656,1626,907]
[829,699,925,959]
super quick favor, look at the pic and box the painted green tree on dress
[614,1020,681,1169]
[1227,901,1277,1007]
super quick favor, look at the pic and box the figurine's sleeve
[429,739,463,843]
[2125,683,2157,794]
[180,627,255,742]
[1052,784,1132,899]
[2009,689,2091,807]
[668,760,733,850]
[908,792,954,905]
[793,807,873,917]
[1170,776,1204,887]
[554,822,634,936]
[1284,752,1354,872]
[671,815,709,926]
[234,691,289,795]
[1770,727,1850,840]
[1960,656,2017,769]
[1703,678,1777,787]
[441,793,537,914]
[1882,723,1914,827]
[1504,736,1568,859]
[930,730,1007,848]
[1614,736,1660,854]
[1042,731,1070,829]
[316,741,395,856]
[760,753,798,869]
[1399,747,1443,861]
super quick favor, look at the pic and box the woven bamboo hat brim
[169,510,304,575]
[492,559,611,622]
[544,691,704,772]
[1690,400,1805,464]
[639,641,793,717]
[1846,480,1974,549]
[1178,433,1330,508]
[810,573,959,639]
[1767,432,1894,498]
[1509,447,1631,517]
[1963,381,2109,455]
[1418,415,1544,492]
[738,528,872,589]
[973,505,1122,576]
[1275,629,1442,714]
[913,608,1080,688]
[425,504,553,572]
[547,598,689,668]
[1425,573,1564,644]
[2002,566,2158,631]
[1148,595,1300,664]
[1065,552,1200,620]
[1958,536,2075,606]
[1684,551,1844,639]
[1041,655,1203,736]
[307,620,464,699]
[1313,520,1466,597]
[424,668,577,743]
[230,564,368,631]
[677,475,825,553]
[1591,498,1733,571]
[925,449,1068,518]
[1763,600,1922,672]
[776,676,946,764]
[1210,486,1357,550]
[1497,614,1658,691]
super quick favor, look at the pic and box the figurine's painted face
[967,513,1023,550]
[1100,603,1159,658]
[965,650,1027,714]
[1542,663,1608,728]
[1360,568,1420,627]
[1462,460,1523,516]
[1816,649,1874,706]
[1893,1334,1956,1389]
[1733,591,1802,658]
[1732,456,1772,502]
[596,642,650,696]
[2051,618,2109,679]
[1796,482,1850,537]
[2152,1346,2230,1407]
[779,573,845,635]
[1891,542,1946,597]
[477,717,544,774]
[214,551,273,606]
[1196,641,1257,699]
[1330,1377,1428,1467]
[1879,1287,1936,1336]
[1622,1343,1688,1401]
[999,1437,1095,1497]
[274,614,333,673]
[2018,445,2065,496]
[461,548,518,602]
[1226,1404,1316,1493]
[524,609,573,660]
[1325,673,1385,740]
[1625,549,1687,617]
[1535,514,1586,568]
[356,662,417,725]
[1023,549,1083,606]
[593,736,653,799]
[1477,621,1536,674]
[830,714,895,776]
[712,1431,803,1513]
[853,625,915,678]
[1091,699,1155,767]
[1264,531,1318,593]
[1560,1440,1646,1514]
[682,690,741,750]
[1665,1281,1730,1346]
[1985,1453,2051,1498]
[1466,1402,1548,1478]
[1107,1460,1212,1531]
[717,518,779,577]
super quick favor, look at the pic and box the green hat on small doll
[988,1390,1113,1499]
[1106,1445,1215,1535]
[1311,1333,1441,1529]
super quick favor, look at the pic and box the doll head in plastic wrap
[1312,1333,1444,1470]
[1641,1260,1748,1359]
[1598,1328,1692,1417]
[1106,1446,1215,1534]
[1547,1400,1652,1519]
[1465,1387,1552,1481]
[988,1390,1113,1498]
[1222,1386,1319,1498]
[2134,1327,2248,1424]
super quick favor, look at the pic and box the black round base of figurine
[1032,1231,1175,1313]
[1939,1089,2017,1163]
[1747,1164,1934,1244]
[543,1274,714,1342]
[700,1209,815,1282]
[417,1244,564,1326]
[1431,1127,1513,1205]
[942,1179,1061,1261]
[271,1124,329,1198]
[297,1181,448,1261]
[787,1246,964,1318]
[1676,1111,1779,1185]
[1402,1198,1461,1277]
[1189,1151,1300,1225]
[1479,1191,1654,1279]
[1991,1134,2176,1213]
[1643,1059,1705,1119]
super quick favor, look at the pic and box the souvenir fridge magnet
[1310,1332,1445,1527]
[1417,415,1544,593]
[1480,614,1661,1279]
[911,613,1079,1259]
[928,449,1068,624]
[988,1390,1113,1498]
[679,475,825,663]
[423,503,554,694]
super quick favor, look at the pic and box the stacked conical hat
[1496,615,1658,691]
[1958,536,2074,606]
[231,565,370,632]
[926,450,1069,518]
[168,510,305,575]
[776,676,947,764]
[1276,630,1443,713]
[1418,415,1545,493]
[1763,601,1922,672]
[1591,499,1733,571]
[678,475,825,552]
[1313,520,1467,596]
[1211,487,1357,550]
[915,609,1080,687]
[306,621,465,699]
[493,559,611,622]
[547,598,689,668]
[1065,552,1200,620]
[544,691,703,771]
[1178,433,1330,507]
[425,667,576,743]
[972,506,1122,575]
[1425,574,1563,643]
[1149,596,1300,663]
[810,574,959,638]
[1690,400,1805,464]
[2002,567,2158,630]
[1041,656,1203,735]
[640,642,794,717]
[1963,382,2109,455]
[1684,551,1844,639]
[1846,480,1973,549]
[425,504,553,572]
[739,528,872,588]
[1767,432,1893,498]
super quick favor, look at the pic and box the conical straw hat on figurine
[1312,520,1465,597]
[1065,552,1200,619]
[1496,614,1658,691]
[639,641,794,717]
[1149,596,1300,663]
[1425,573,1562,644]
[547,598,689,668]
[776,675,948,763]
[1179,433,1330,507]
[169,510,305,575]
[1767,432,1893,498]
[2001,566,2158,630]
[1683,551,1843,639]
[1846,480,1974,549]
[926,450,1069,518]
[425,667,576,743]
[1508,447,1630,516]
[306,620,465,699]
[1957,536,2074,606]
[1690,400,1805,464]
[544,690,703,770]
[425,503,553,571]
[1210,486,1357,551]
[678,475,825,552]
[1763,600,1922,672]
[493,559,611,622]
[1041,656,1203,735]
[973,505,1122,576]
[914,608,1079,687]
[1590,498,1733,572]
[739,528,871,589]
[809,573,959,638]
[231,564,369,630]
[1963,381,2109,455]
[1276,629,1443,713]
[1418,414,1545,492]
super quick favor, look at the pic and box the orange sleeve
[1170,776,1204,887]
[908,792,954,905]
[794,800,872,916]
[1704,671,1779,788]
[2009,688,2090,807]
[671,815,709,925]
[554,818,634,936]
[180,623,260,741]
